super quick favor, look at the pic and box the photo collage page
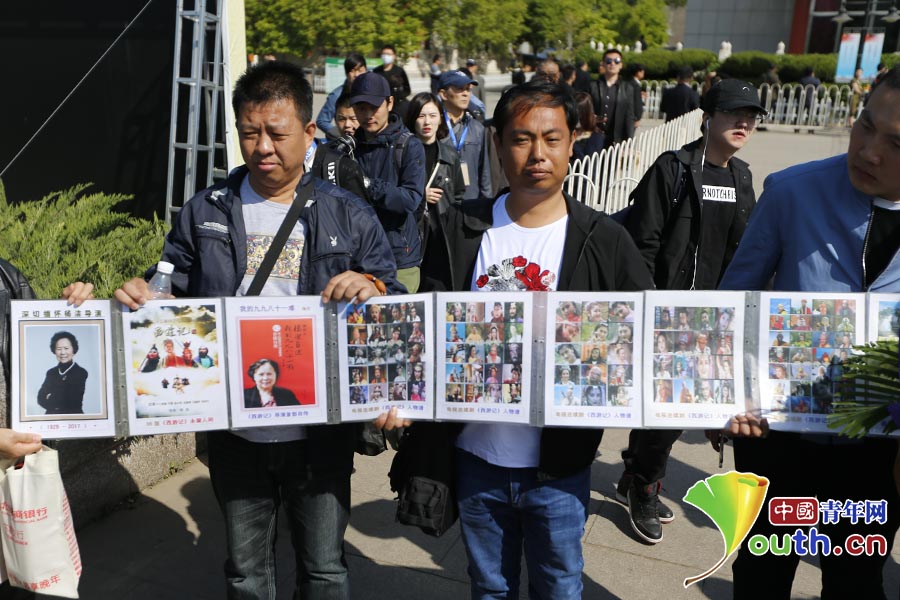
[652,305,736,406]
[553,299,638,409]
[765,296,857,415]
[345,300,428,407]
[444,300,524,405]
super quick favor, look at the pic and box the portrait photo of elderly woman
[244,359,299,408]
[37,331,89,415]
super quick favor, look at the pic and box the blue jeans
[455,449,590,600]
[207,431,351,600]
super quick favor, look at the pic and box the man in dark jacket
[591,48,638,149]
[106,61,403,600]
[438,70,492,202]
[660,66,700,122]
[616,78,763,544]
[351,72,426,292]
[420,80,652,598]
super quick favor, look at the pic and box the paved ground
[74,429,899,599]
[66,100,892,600]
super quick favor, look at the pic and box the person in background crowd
[351,72,426,292]
[573,59,593,94]
[430,54,443,94]
[333,93,359,138]
[660,66,700,122]
[625,62,646,128]
[798,67,821,118]
[438,70,492,203]
[572,92,604,161]
[460,58,487,123]
[716,67,900,600]
[590,48,638,149]
[373,44,412,119]
[404,92,466,286]
[316,52,367,140]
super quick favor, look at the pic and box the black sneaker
[614,480,674,524]
[626,484,663,544]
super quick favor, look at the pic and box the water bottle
[147,261,174,299]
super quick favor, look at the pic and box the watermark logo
[682,471,769,588]
[683,474,890,587]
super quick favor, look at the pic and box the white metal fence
[565,109,703,214]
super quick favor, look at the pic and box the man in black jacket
[351,72,426,292]
[591,48,638,149]
[616,78,764,544]
[420,80,652,598]
[660,66,700,122]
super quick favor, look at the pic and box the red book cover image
[239,318,317,407]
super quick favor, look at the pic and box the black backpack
[610,151,687,225]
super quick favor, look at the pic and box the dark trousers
[621,429,683,486]
[732,431,900,599]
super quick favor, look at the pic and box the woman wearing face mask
[405,92,466,289]
[373,44,412,118]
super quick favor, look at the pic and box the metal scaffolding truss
[165,0,229,223]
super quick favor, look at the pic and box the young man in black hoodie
[420,79,652,598]
[616,78,764,544]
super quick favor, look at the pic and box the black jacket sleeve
[622,155,679,277]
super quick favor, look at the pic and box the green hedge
[575,46,717,79]
[718,51,838,84]
[0,182,167,299]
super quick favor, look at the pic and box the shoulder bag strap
[245,182,314,297]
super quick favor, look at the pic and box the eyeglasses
[604,58,622,65]
[720,109,763,127]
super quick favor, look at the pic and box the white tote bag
[0,448,81,598]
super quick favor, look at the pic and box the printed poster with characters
[543,293,644,428]
[10,300,117,439]
[642,291,746,429]
[122,299,229,435]
[337,294,434,421]
[224,297,328,429]
[758,292,865,433]
[435,292,533,424]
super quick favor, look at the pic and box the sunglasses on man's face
[604,58,622,65]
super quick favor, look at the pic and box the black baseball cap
[702,79,767,115]
[349,72,391,106]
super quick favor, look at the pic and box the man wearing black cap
[438,70,492,202]
[614,78,765,544]
[350,72,426,292]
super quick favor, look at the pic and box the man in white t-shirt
[420,79,652,598]
[86,61,405,600]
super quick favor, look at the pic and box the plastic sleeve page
[758,292,865,433]
[434,292,533,424]
[224,296,329,429]
[542,292,644,428]
[10,299,118,439]
[642,290,747,428]
[336,294,435,421]
[122,298,229,435]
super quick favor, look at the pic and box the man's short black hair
[803,66,815,77]
[381,44,396,53]
[677,66,694,81]
[232,61,312,125]
[561,64,576,82]
[336,91,353,110]
[602,48,623,60]
[344,52,366,75]
[492,80,577,139]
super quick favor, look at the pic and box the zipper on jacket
[861,204,875,290]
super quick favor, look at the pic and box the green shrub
[0,182,167,299]
[719,51,838,84]
[624,48,718,79]
[574,46,717,80]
